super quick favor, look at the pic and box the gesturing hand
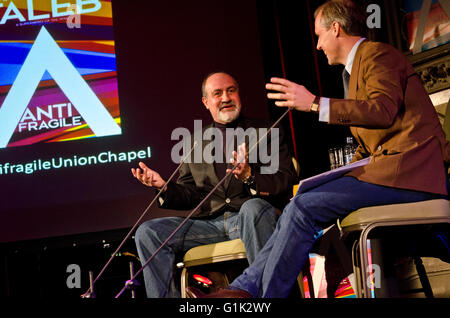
[131,162,166,190]
[226,143,252,182]
[265,77,316,112]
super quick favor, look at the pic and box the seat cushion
[340,199,450,229]
[183,239,246,266]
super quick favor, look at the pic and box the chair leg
[351,239,363,298]
[410,235,434,298]
[180,267,188,298]
[413,255,434,298]
[359,229,375,298]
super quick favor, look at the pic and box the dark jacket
[159,115,297,217]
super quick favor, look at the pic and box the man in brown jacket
[187,0,449,298]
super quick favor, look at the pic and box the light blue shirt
[319,37,366,122]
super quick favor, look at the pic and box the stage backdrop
[0,0,269,242]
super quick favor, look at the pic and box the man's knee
[285,194,323,234]
[135,219,161,248]
[239,198,276,223]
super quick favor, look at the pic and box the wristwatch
[243,173,255,185]
[310,95,320,113]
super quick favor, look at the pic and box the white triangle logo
[0,26,121,148]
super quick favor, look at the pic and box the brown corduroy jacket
[329,40,449,195]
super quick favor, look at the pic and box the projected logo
[0,0,121,148]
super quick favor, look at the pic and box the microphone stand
[114,107,293,298]
[81,141,198,298]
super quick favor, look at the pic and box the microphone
[81,141,198,298]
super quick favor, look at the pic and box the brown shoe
[186,286,252,298]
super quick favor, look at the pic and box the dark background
[0,0,413,297]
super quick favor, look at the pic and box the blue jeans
[134,198,277,297]
[230,176,444,298]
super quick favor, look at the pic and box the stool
[178,239,247,298]
[339,199,450,298]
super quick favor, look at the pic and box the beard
[217,105,240,123]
